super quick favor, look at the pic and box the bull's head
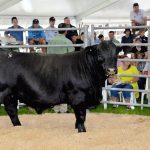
[95,41,118,76]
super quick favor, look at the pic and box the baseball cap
[33,19,39,24]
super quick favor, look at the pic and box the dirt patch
[0,113,150,150]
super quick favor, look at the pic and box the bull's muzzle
[106,68,116,76]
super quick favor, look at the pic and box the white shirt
[45,26,58,42]
[130,9,145,24]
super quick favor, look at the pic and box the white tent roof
[0,0,117,18]
[0,0,150,24]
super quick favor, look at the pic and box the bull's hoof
[13,121,21,126]
[78,128,86,132]
[77,124,86,133]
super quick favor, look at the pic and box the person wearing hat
[45,17,58,43]
[121,29,134,54]
[47,23,74,113]
[130,3,147,34]
[28,19,46,54]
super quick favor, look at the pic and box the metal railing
[0,44,84,49]
[0,25,89,48]
[0,28,82,31]
[91,24,150,108]
[1,24,150,109]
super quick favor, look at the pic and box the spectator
[91,32,100,45]
[110,56,139,109]
[121,29,134,54]
[78,32,91,47]
[45,17,58,43]
[108,31,120,45]
[47,23,74,54]
[71,34,83,51]
[143,62,148,75]
[80,32,84,42]
[134,52,146,90]
[139,30,148,43]
[130,3,147,35]
[47,23,74,113]
[131,37,147,59]
[28,19,46,54]
[98,34,104,43]
[5,17,24,46]
[64,17,78,41]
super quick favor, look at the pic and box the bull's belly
[17,90,61,108]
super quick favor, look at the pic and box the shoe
[113,104,118,108]
[126,106,131,110]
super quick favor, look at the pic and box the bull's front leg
[4,95,21,126]
[73,107,86,133]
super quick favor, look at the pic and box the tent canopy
[0,0,150,24]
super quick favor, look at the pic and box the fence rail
[94,25,149,30]
[0,44,84,48]
[118,59,150,62]
[104,87,150,93]
[0,28,82,31]
[101,101,150,108]
[117,74,150,78]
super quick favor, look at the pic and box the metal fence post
[91,24,95,46]
[83,25,89,48]
[148,26,150,103]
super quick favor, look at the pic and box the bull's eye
[98,56,104,62]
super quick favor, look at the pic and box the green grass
[0,102,150,116]
[89,104,150,116]
[0,106,55,116]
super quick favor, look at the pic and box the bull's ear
[116,46,122,55]
[89,45,97,52]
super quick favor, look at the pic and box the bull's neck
[81,50,105,87]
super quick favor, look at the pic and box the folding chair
[141,78,148,110]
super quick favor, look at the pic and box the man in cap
[28,19,46,54]
[45,17,58,43]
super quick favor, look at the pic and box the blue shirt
[5,25,23,42]
[28,25,46,40]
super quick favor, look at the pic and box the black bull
[0,41,117,132]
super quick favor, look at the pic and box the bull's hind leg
[4,95,21,126]
[73,107,86,132]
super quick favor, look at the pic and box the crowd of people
[1,2,148,110]
[107,3,148,109]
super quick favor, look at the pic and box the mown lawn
[90,104,150,116]
[0,102,150,116]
